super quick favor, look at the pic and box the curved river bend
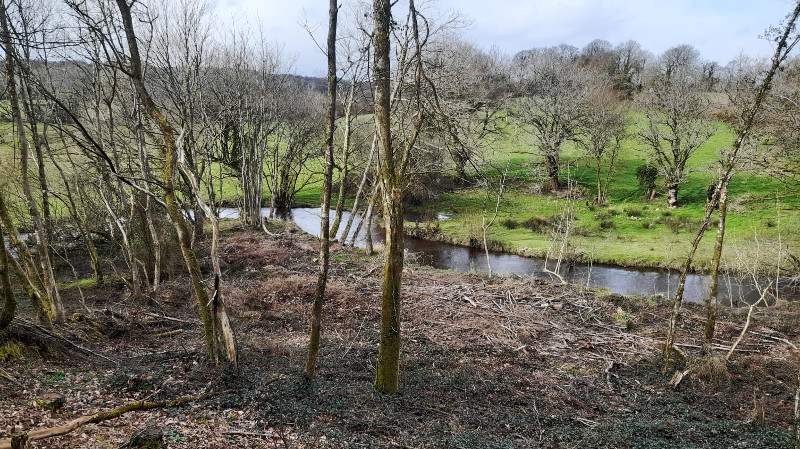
[220,207,797,305]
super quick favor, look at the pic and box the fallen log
[0,391,216,449]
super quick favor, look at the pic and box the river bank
[405,183,800,278]
[219,207,799,304]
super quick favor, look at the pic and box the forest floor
[1,222,800,448]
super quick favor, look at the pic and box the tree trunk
[240,135,264,229]
[340,136,376,244]
[0,223,16,330]
[0,0,63,323]
[375,186,404,393]
[178,158,238,366]
[546,153,561,191]
[794,367,800,449]
[0,191,51,326]
[359,182,380,253]
[372,0,404,394]
[99,189,142,300]
[703,179,728,352]
[330,79,358,239]
[662,181,720,368]
[304,0,338,381]
[595,159,606,205]
[51,139,104,286]
[134,109,160,290]
[666,181,680,208]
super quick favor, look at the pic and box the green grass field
[395,112,799,272]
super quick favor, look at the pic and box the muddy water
[220,207,796,304]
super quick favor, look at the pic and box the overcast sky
[213,0,795,76]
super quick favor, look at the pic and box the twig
[143,312,195,324]
[747,330,798,349]
[669,369,691,389]
[222,430,274,438]
[728,283,772,361]
[342,316,367,358]
[0,367,21,386]
[153,330,183,338]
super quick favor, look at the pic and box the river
[220,207,797,305]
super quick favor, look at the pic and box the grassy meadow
[402,114,798,272]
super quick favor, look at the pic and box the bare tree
[481,164,507,278]
[113,0,235,365]
[304,0,338,381]
[578,90,628,205]
[0,0,63,323]
[639,44,713,208]
[612,40,649,97]
[514,46,602,191]
[703,3,800,352]
[663,5,800,362]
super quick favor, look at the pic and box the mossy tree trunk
[372,0,399,394]
[545,153,561,191]
[371,0,425,394]
[0,191,51,326]
[665,180,680,209]
[0,222,16,330]
[795,367,800,449]
[304,0,338,381]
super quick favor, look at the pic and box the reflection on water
[219,207,797,304]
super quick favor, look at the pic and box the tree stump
[127,426,166,449]
[40,392,65,411]
[10,433,30,449]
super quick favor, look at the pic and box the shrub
[594,210,613,221]
[636,163,658,193]
[665,216,704,234]
[599,219,615,230]
[523,215,555,233]
[624,206,643,217]
[641,221,654,229]
[665,217,683,234]
[501,217,520,230]
[571,225,591,237]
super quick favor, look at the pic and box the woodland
[1,0,800,448]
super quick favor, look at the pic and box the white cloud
[209,0,794,75]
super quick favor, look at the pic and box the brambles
[523,215,557,233]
